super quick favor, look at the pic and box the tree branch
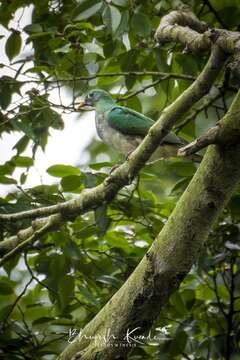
[59,88,240,359]
[178,125,219,156]
[0,46,226,263]
[1,71,196,86]
[155,9,240,56]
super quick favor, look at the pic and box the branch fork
[178,126,219,156]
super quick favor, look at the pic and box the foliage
[0,0,239,359]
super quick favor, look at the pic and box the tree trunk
[59,94,240,359]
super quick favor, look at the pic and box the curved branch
[59,88,240,359]
[0,46,226,261]
[155,9,240,55]
[155,9,210,52]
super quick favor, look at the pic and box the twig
[1,277,33,329]
[178,125,219,156]
[120,77,168,101]
[1,71,196,85]
[24,253,58,294]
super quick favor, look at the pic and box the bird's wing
[107,106,183,145]
[107,106,154,136]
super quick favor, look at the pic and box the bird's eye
[89,93,93,98]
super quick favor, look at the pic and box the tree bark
[58,87,240,360]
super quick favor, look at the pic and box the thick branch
[155,10,240,55]
[0,46,226,259]
[155,9,210,52]
[59,90,240,359]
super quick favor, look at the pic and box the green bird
[80,89,198,162]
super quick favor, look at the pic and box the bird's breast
[95,113,141,156]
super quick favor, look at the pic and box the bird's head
[78,89,115,111]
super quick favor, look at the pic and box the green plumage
[108,106,154,136]
[83,89,190,162]
[108,105,182,145]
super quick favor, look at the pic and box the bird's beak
[77,99,86,108]
[76,98,93,110]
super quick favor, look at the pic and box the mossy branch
[59,89,240,359]
[155,9,240,58]
[0,46,226,261]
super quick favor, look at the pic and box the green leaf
[89,162,113,170]
[82,43,104,57]
[41,107,64,130]
[32,316,55,325]
[13,156,33,167]
[95,204,111,236]
[112,0,128,6]
[125,96,142,112]
[96,275,121,287]
[0,279,14,294]
[103,5,122,34]
[218,6,240,26]
[27,32,53,42]
[131,12,152,37]
[0,162,14,175]
[61,175,83,192]
[5,30,22,61]
[0,76,21,109]
[10,118,36,140]
[115,10,129,37]
[78,286,98,305]
[54,43,71,54]
[75,1,102,20]
[170,330,188,356]
[13,135,30,154]
[169,161,195,177]
[25,65,52,74]
[110,5,122,33]
[0,305,14,321]
[47,164,80,177]
[170,177,190,195]
[23,24,43,33]
[107,232,131,253]
[0,175,17,184]
[75,225,96,239]
[170,292,187,317]
[58,275,74,310]
[195,284,215,301]
[20,172,27,185]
